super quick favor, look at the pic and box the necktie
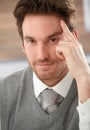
[38,88,64,114]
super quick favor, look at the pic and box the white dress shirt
[33,72,73,98]
[33,72,90,130]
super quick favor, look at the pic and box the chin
[35,70,58,81]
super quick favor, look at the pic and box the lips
[35,62,54,69]
[37,63,53,66]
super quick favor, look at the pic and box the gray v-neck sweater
[0,67,79,130]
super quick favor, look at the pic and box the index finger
[60,20,75,41]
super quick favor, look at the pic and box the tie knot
[38,88,63,114]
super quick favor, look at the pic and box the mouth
[38,63,53,66]
[36,63,54,68]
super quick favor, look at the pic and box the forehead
[22,15,62,38]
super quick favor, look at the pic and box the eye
[27,39,36,44]
[49,37,59,44]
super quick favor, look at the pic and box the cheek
[51,44,59,58]
[23,45,36,61]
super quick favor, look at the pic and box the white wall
[0,60,28,78]
[83,0,90,32]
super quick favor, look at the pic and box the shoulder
[0,66,33,100]
[0,66,32,83]
[0,66,33,119]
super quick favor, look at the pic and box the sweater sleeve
[0,78,3,112]
[77,99,90,130]
[0,78,3,130]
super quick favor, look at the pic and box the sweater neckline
[28,71,78,117]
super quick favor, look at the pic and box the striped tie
[38,88,64,114]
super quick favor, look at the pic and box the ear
[72,30,78,39]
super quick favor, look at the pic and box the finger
[60,20,75,41]
[56,42,67,60]
[56,47,65,60]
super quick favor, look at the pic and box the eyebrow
[24,31,62,40]
[47,31,62,39]
[24,36,34,40]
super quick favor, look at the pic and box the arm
[77,99,90,130]
[56,20,90,103]
[56,20,90,129]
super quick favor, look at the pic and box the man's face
[22,15,68,85]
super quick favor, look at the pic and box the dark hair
[13,0,77,40]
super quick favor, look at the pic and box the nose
[36,43,49,60]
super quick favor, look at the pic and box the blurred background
[0,0,90,78]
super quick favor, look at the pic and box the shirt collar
[33,72,73,98]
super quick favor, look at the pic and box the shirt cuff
[77,99,90,129]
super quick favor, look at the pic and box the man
[0,0,90,130]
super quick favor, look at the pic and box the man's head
[14,0,76,40]
[13,0,77,86]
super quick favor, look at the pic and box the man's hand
[56,20,90,103]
